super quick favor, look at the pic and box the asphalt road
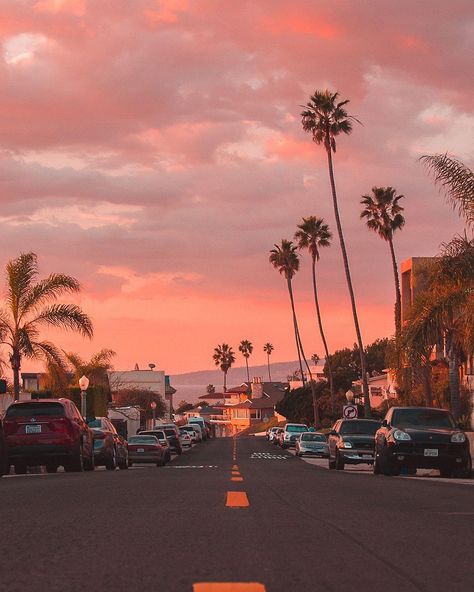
[1,436,473,592]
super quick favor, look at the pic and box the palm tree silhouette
[269,240,320,426]
[295,216,335,410]
[263,342,274,381]
[212,343,235,393]
[239,340,253,384]
[0,252,93,400]
[301,90,370,417]
[361,187,405,337]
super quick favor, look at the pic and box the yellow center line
[194,584,265,592]
[226,491,249,508]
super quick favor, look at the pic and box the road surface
[1,436,473,592]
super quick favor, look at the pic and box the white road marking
[250,452,289,460]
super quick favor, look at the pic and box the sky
[0,0,472,376]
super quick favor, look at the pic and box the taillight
[49,418,71,433]
[3,421,15,436]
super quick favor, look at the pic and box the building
[401,257,436,324]
[352,370,397,410]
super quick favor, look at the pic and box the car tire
[84,449,95,471]
[128,461,133,468]
[106,449,117,471]
[176,448,182,456]
[335,452,345,471]
[378,446,398,476]
[439,467,453,478]
[373,452,381,475]
[165,451,171,464]
[328,455,336,470]
[45,464,58,474]
[66,446,84,472]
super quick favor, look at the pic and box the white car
[180,424,201,443]
[179,428,192,448]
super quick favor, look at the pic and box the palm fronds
[29,304,93,338]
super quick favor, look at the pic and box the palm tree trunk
[245,357,250,384]
[446,332,461,420]
[223,370,227,393]
[295,322,320,427]
[267,354,272,382]
[311,255,335,412]
[287,278,306,386]
[388,237,402,338]
[11,348,21,401]
[421,352,432,407]
[326,148,370,417]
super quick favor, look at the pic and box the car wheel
[14,463,28,475]
[166,451,171,463]
[176,448,182,456]
[373,452,381,475]
[328,455,336,470]
[378,446,397,476]
[106,449,117,471]
[66,446,84,472]
[335,451,345,471]
[128,461,133,468]
[439,467,453,478]
[45,464,58,474]
[84,449,95,471]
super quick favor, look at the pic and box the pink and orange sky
[0,0,472,375]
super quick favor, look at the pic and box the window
[6,402,65,418]
[233,409,248,419]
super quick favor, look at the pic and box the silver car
[295,432,329,458]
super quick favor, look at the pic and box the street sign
[343,404,358,420]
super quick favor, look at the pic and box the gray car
[295,432,329,457]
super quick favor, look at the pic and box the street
[1,436,473,592]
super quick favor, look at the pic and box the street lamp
[150,401,157,427]
[79,375,90,419]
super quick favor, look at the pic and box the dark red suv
[3,399,94,474]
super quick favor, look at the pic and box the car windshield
[339,421,380,435]
[129,436,157,444]
[287,425,308,433]
[163,429,176,437]
[87,419,104,428]
[301,433,326,442]
[141,431,165,439]
[392,409,456,429]
[5,402,65,418]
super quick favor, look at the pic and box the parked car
[295,432,329,457]
[188,418,209,440]
[272,427,284,445]
[180,424,201,443]
[179,427,192,448]
[87,417,128,470]
[279,423,309,449]
[139,430,172,463]
[328,419,381,470]
[3,399,94,474]
[155,425,182,454]
[127,435,167,467]
[0,422,7,477]
[267,427,279,442]
[374,406,472,478]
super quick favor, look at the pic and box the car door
[328,421,340,459]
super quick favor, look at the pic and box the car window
[5,402,65,418]
[129,436,158,444]
[339,421,380,435]
[392,409,455,429]
[286,425,308,433]
[301,434,326,442]
[141,430,166,439]
[87,419,104,428]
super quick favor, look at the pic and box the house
[352,370,397,410]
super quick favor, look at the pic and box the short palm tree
[294,216,335,410]
[269,240,320,426]
[239,340,253,384]
[66,348,116,389]
[212,343,235,392]
[360,187,405,337]
[301,90,370,418]
[263,342,274,381]
[0,252,93,400]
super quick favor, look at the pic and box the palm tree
[212,343,235,392]
[66,348,116,388]
[239,340,253,383]
[294,216,335,410]
[420,154,474,225]
[360,187,405,337]
[0,252,93,400]
[269,240,320,426]
[301,90,370,417]
[263,342,274,381]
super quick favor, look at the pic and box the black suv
[328,419,381,470]
[374,407,471,477]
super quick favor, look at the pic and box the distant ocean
[171,384,212,405]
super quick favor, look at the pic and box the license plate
[137,448,145,453]
[424,448,438,457]
[362,454,373,459]
[26,424,41,434]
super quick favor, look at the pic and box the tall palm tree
[301,90,370,417]
[294,216,335,410]
[0,252,93,400]
[66,348,116,388]
[269,240,320,426]
[420,154,474,225]
[212,343,235,392]
[238,340,253,384]
[360,187,405,337]
[263,342,274,381]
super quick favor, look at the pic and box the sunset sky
[0,0,472,376]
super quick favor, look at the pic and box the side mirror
[382,419,389,428]
[329,430,337,436]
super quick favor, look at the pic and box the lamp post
[150,401,157,427]
[79,375,90,419]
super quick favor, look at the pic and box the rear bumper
[340,449,374,464]
[6,444,75,464]
[129,452,161,463]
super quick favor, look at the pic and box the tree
[66,348,116,389]
[294,216,335,409]
[0,253,93,400]
[206,384,216,394]
[361,187,405,337]
[114,388,166,423]
[420,154,474,225]
[238,339,253,383]
[263,342,274,381]
[269,240,320,426]
[301,90,370,418]
[176,401,194,414]
[212,343,235,392]
[311,353,320,365]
